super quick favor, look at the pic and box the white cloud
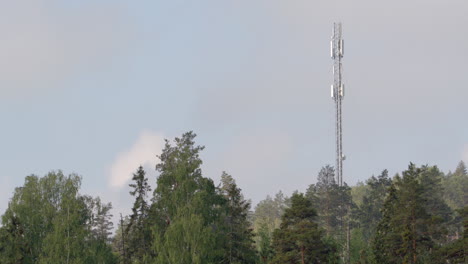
[108,131,165,189]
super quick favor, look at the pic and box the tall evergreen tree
[151,132,225,264]
[272,193,338,264]
[419,165,452,244]
[306,165,353,240]
[355,169,392,241]
[372,184,402,264]
[373,164,453,264]
[126,166,152,262]
[218,172,257,264]
[350,169,392,262]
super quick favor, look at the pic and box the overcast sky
[1,0,467,224]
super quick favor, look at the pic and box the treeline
[0,172,116,263]
[0,132,466,263]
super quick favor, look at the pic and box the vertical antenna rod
[331,22,344,186]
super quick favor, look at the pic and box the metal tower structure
[331,22,350,264]
[331,22,345,186]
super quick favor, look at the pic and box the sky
[1,0,467,225]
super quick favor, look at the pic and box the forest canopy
[1,132,466,264]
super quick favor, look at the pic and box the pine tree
[272,193,338,264]
[419,165,452,244]
[373,164,453,264]
[372,184,402,264]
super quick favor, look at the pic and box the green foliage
[443,161,468,210]
[151,132,225,264]
[256,220,274,264]
[0,171,116,264]
[154,210,216,264]
[306,165,354,241]
[126,166,153,262]
[271,193,338,264]
[39,175,88,264]
[372,164,453,264]
[435,206,467,263]
[0,214,27,263]
[354,170,392,242]
[112,215,131,264]
[350,181,369,207]
[218,172,258,264]
[85,196,114,243]
[349,228,372,264]
[253,191,288,232]
[252,191,289,262]
[1,131,466,264]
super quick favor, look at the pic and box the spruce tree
[219,172,257,264]
[272,193,338,264]
[126,166,152,262]
[372,184,401,264]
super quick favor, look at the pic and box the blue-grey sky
[1,0,467,223]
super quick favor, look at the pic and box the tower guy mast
[331,22,345,186]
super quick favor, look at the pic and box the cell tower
[331,22,345,186]
[331,22,350,264]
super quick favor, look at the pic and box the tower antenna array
[331,22,350,264]
[331,22,345,186]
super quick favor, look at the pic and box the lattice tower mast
[331,22,345,186]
